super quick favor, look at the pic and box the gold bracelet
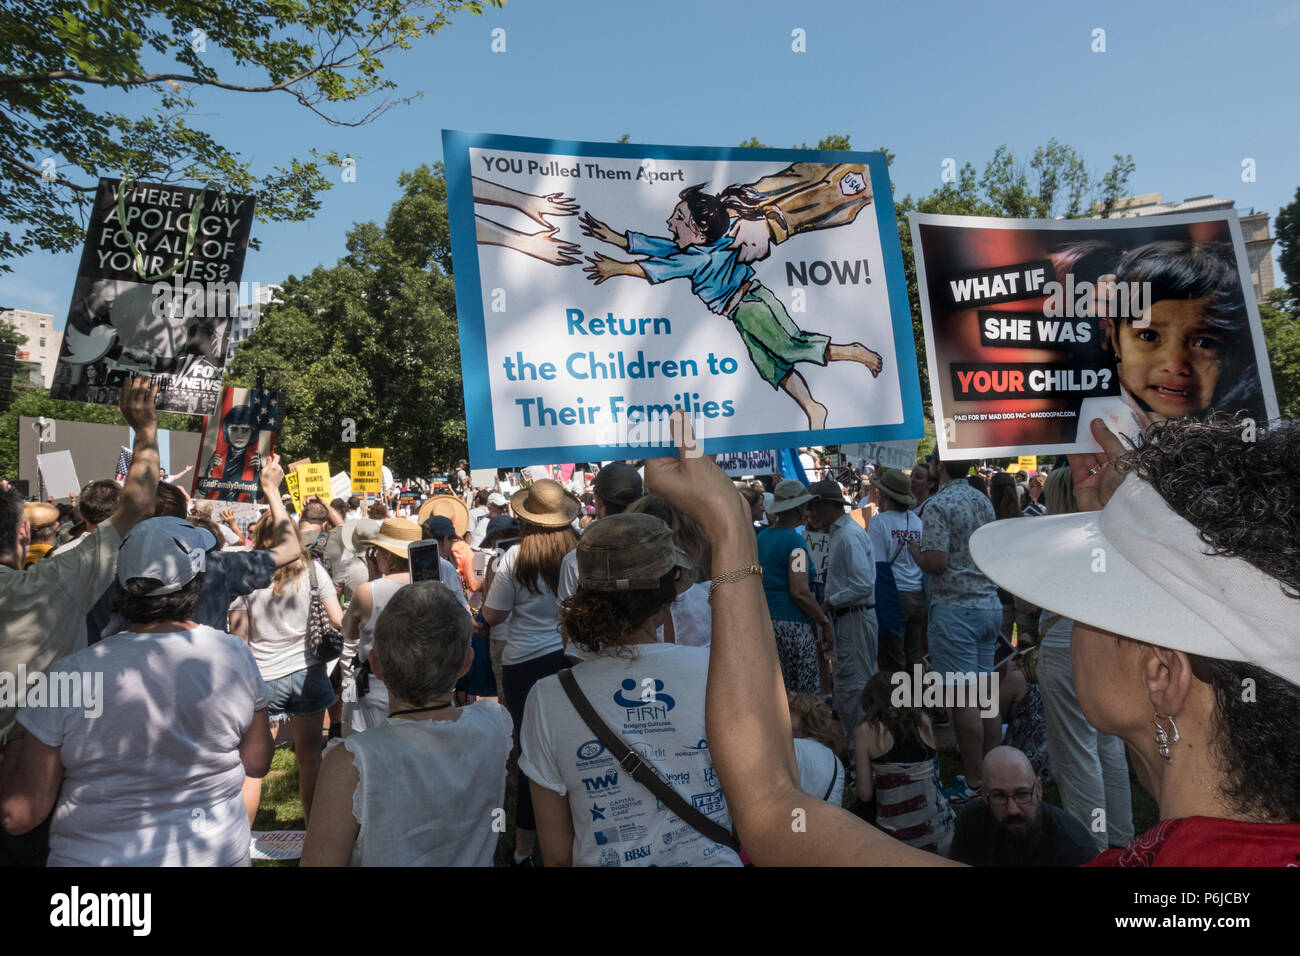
[709,564,763,600]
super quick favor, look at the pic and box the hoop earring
[1154,713,1180,764]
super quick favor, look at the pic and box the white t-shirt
[467,507,490,548]
[866,509,924,592]
[232,560,328,681]
[558,548,580,603]
[484,544,565,665]
[519,643,741,867]
[19,625,267,867]
[794,736,845,806]
[344,702,513,866]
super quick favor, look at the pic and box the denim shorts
[263,662,336,720]
[928,603,1000,682]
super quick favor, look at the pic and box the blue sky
[3,0,1299,322]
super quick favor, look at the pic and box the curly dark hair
[1118,414,1300,821]
[112,572,205,624]
[1117,415,1300,598]
[559,571,677,655]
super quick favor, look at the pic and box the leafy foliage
[1259,288,1300,420]
[226,164,464,477]
[0,0,503,269]
[1277,186,1300,298]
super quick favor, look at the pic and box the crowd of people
[1,380,1297,868]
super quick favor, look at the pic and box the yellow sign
[283,470,304,513]
[1017,455,1038,474]
[299,462,332,498]
[351,447,383,493]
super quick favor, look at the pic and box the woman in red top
[644,412,1300,867]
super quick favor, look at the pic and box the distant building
[0,308,62,386]
[1095,193,1276,300]
[227,283,282,361]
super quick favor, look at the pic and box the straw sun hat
[357,517,421,558]
[510,478,581,528]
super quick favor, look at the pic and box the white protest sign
[714,449,778,477]
[803,530,830,584]
[331,472,351,501]
[444,131,923,466]
[839,438,919,472]
[36,450,80,500]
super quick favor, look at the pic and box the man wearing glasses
[948,746,1098,866]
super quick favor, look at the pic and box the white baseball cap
[117,516,215,595]
[970,473,1300,686]
[487,492,508,507]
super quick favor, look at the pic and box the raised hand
[259,453,284,496]
[643,413,748,540]
[118,375,158,430]
[1066,418,1128,512]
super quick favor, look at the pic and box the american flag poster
[192,386,283,502]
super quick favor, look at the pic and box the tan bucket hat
[417,494,469,537]
[364,517,421,558]
[510,478,581,528]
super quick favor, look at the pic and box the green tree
[1259,288,1300,419]
[1276,186,1300,298]
[226,164,463,477]
[0,0,503,269]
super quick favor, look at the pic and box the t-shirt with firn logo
[519,643,741,867]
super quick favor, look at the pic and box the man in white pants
[807,480,877,741]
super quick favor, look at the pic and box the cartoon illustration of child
[205,402,259,480]
[580,181,883,430]
[1073,239,1264,446]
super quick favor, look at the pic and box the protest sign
[912,210,1278,459]
[36,450,80,500]
[715,449,778,477]
[803,530,830,584]
[1018,455,1038,473]
[299,463,331,499]
[443,131,923,466]
[331,472,352,501]
[838,438,919,472]
[249,830,306,862]
[49,177,255,416]
[283,470,303,514]
[470,467,497,489]
[350,448,383,493]
[192,387,280,502]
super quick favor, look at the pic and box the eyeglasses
[985,788,1036,808]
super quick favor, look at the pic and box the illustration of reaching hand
[476,217,582,265]
[582,252,624,285]
[472,176,578,225]
[578,212,628,248]
[471,175,583,265]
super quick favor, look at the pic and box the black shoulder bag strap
[557,668,739,852]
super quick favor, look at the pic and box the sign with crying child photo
[912,210,1278,459]
[443,131,924,466]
